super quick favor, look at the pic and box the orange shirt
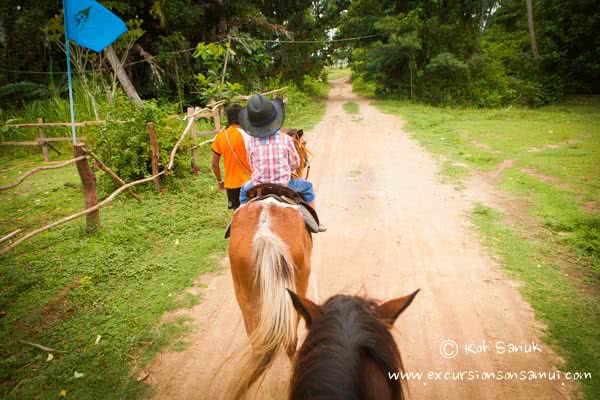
[211,125,252,189]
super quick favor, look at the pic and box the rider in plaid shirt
[248,133,300,186]
[238,94,325,231]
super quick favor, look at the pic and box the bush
[88,94,191,190]
[352,74,378,98]
[301,75,329,99]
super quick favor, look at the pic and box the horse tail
[232,212,297,399]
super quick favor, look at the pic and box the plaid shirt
[248,131,300,185]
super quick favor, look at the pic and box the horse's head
[281,128,310,179]
[287,289,419,400]
[287,289,419,329]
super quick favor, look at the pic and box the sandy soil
[147,81,574,400]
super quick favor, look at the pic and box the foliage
[0,82,56,102]
[280,81,329,130]
[300,75,329,99]
[351,74,378,98]
[89,95,190,188]
[339,0,600,106]
[0,0,346,110]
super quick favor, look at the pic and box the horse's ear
[297,129,304,138]
[287,289,321,328]
[377,289,420,325]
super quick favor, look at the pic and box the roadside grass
[0,146,229,400]
[285,85,329,131]
[342,102,360,114]
[0,94,327,399]
[372,97,600,399]
[326,67,351,81]
[472,204,599,398]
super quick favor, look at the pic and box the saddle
[225,183,321,238]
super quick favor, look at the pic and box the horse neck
[290,299,404,400]
[293,137,307,174]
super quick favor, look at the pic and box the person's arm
[286,136,300,171]
[211,152,225,191]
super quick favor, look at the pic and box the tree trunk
[105,45,142,104]
[526,0,539,58]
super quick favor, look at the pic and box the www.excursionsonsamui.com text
[388,370,592,382]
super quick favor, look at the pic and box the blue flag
[64,0,128,52]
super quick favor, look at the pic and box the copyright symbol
[440,339,459,359]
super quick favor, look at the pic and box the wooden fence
[0,87,289,254]
[0,118,107,161]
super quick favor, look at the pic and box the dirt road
[148,81,574,399]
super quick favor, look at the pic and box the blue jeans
[240,179,315,204]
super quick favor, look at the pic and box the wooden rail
[4,121,106,129]
[0,138,86,146]
[0,172,165,256]
[234,87,288,101]
[0,156,88,191]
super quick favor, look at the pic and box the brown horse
[282,128,311,179]
[228,197,313,399]
[287,290,420,400]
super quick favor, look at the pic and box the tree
[525,0,539,58]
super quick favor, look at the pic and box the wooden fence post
[38,117,48,162]
[188,107,199,173]
[147,122,161,191]
[212,107,221,131]
[73,144,99,232]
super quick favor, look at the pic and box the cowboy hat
[239,94,285,138]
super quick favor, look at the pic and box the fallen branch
[5,121,107,129]
[0,141,43,146]
[192,130,218,138]
[235,87,288,101]
[1,161,38,173]
[0,229,21,244]
[207,100,227,109]
[18,339,68,353]
[86,150,142,203]
[168,112,198,170]
[190,138,215,150]
[0,172,165,256]
[0,156,88,191]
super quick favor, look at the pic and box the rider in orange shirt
[211,105,252,210]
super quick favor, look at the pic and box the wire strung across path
[0,33,379,76]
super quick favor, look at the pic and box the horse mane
[290,295,405,400]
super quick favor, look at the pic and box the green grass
[373,97,600,399]
[342,102,360,114]
[0,147,229,399]
[472,204,599,398]
[326,67,351,81]
[0,92,328,399]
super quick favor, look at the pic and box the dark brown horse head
[287,289,419,400]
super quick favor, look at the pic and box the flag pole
[63,0,77,145]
